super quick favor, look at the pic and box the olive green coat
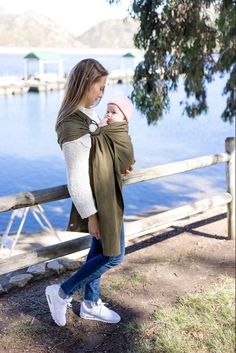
[56,110,134,256]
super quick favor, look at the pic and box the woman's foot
[45,284,72,326]
[80,299,120,323]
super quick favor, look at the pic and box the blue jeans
[61,223,125,302]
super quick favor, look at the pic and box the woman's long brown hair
[55,58,109,130]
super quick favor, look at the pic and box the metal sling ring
[88,119,101,136]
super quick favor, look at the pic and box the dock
[0,77,66,95]
[107,69,134,85]
[26,78,66,92]
[0,70,133,95]
[0,50,138,96]
[0,76,29,95]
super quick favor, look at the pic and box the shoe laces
[96,299,108,307]
[65,297,72,308]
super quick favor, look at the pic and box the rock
[27,263,46,275]
[9,274,33,288]
[60,259,81,271]
[47,260,64,273]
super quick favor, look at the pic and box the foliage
[108,0,236,124]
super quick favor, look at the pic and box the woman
[45,58,134,327]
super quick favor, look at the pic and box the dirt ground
[0,210,235,353]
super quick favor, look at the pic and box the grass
[126,276,235,353]
[0,316,50,344]
[0,316,70,352]
[105,269,151,292]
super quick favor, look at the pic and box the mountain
[0,12,138,49]
[77,19,138,48]
[0,12,80,48]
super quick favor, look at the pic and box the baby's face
[104,103,126,124]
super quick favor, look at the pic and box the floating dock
[0,76,29,95]
[107,69,134,85]
[0,69,134,96]
[26,78,66,92]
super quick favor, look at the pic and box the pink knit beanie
[108,97,134,121]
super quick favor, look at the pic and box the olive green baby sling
[56,110,134,256]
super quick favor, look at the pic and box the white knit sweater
[62,107,99,219]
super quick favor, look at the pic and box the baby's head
[105,97,134,124]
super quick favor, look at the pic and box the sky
[0,0,132,35]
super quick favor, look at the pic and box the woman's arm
[62,137,97,219]
[62,137,101,239]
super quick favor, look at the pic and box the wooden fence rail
[0,137,234,276]
[0,152,231,213]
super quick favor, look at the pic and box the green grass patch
[126,276,235,353]
[109,270,151,291]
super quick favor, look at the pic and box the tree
[108,0,236,124]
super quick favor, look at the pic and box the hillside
[0,12,138,49]
[77,19,138,48]
[0,12,80,48]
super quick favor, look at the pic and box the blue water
[0,52,128,77]
[0,53,234,233]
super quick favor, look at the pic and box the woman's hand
[88,213,101,240]
[124,159,136,176]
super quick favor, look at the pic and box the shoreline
[0,46,143,56]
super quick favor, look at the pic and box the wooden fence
[0,137,234,275]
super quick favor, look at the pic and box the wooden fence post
[225,137,235,240]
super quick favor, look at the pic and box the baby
[99,97,134,126]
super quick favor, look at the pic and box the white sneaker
[80,299,121,324]
[45,284,72,326]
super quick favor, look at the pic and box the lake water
[0,53,234,233]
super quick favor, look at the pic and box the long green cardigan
[56,110,134,256]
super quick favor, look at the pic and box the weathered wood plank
[125,193,232,238]
[0,185,70,213]
[122,153,230,185]
[0,235,91,276]
[225,138,235,240]
[0,193,231,276]
[0,153,230,213]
